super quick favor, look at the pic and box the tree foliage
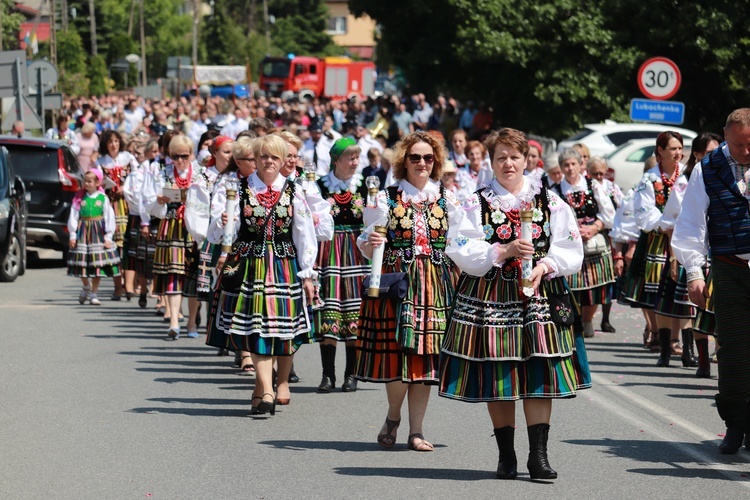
[350,0,750,138]
[1,0,24,50]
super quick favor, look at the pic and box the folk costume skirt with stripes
[181,241,200,298]
[123,214,141,271]
[355,255,454,384]
[152,216,193,295]
[135,220,157,280]
[315,227,369,341]
[207,244,311,356]
[654,261,696,319]
[712,257,750,398]
[110,195,128,249]
[67,219,122,278]
[567,242,616,306]
[196,240,220,301]
[694,268,716,336]
[622,231,668,308]
[438,275,591,402]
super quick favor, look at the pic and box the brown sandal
[377,418,400,448]
[407,433,434,452]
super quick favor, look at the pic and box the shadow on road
[332,466,504,481]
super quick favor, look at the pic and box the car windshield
[5,146,58,182]
[563,127,594,142]
[262,59,291,79]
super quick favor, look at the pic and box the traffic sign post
[630,99,685,125]
[637,57,681,100]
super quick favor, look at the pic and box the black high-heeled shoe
[250,393,276,416]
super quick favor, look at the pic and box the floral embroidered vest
[477,186,552,281]
[318,176,368,228]
[553,178,598,221]
[236,177,296,258]
[79,193,106,218]
[384,185,449,266]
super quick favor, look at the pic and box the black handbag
[362,272,409,300]
[548,292,574,326]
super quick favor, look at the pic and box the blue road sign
[630,98,685,125]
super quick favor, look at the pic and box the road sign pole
[37,67,45,133]
[14,57,24,123]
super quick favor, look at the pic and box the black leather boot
[656,328,671,367]
[695,338,711,378]
[341,345,358,392]
[527,424,557,480]
[493,426,517,479]
[681,328,698,367]
[317,344,336,393]
[715,394,748,454]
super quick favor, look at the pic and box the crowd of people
[56,89,750,479]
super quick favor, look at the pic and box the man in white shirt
[355,123,383,173]
[300,118,334,176]
[672,107,750,455]
[220,107,250,139]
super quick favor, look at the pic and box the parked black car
[0,137,83,263]
[0,145,28,281]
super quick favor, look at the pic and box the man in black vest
[672,108,750,454]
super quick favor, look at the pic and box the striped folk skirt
[438,274,590,402]
[152,216,193,295]
[712,257,750,398]
[206,245,311,357]
[135,220,157,280]
[182,242,200,298]
[110,195,129,249]
[315,228,369,341]
[654,261,696,319]
[567,242,616,306]
[622,231,668,308]
[196,240,220,301]
[355,256,454,384]
[67,219,121,278]
[694,267,716,336]
[122,214,141,271]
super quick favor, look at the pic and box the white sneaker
[90,294,102,306]
[78,287,90,304]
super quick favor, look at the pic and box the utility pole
[49,0,58,65]
[0,4,4,52]
[128,0,136,37]
[88,0,98,56]
[192,0,199,68]
[60,0,69,31]
[139,0,146,86]
[263,0,270,48]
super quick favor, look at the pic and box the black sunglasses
[171,154,190,161]
[408,153,435,164]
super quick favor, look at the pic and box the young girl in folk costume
[94,130,138,300]
[315,137,369,393]
[142,135,200,340]
[67,170,121,305]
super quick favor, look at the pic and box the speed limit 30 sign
[637,57,681,100]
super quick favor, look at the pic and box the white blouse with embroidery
[633,163,685,233]
[558,175,615,228]
[610,188,639,243]
[184,166,220,244]
[446,177,583,279]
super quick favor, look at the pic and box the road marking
[590,372,750,485]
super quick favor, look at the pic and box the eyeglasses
[286,154,300,161]
[408,153,435,164]
[171,154,190,161]
[235,157,255,163]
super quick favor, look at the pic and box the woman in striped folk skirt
[207,135,317,417]
[142,135,199,340]
[94,130,138,300]
[356,131,463,453]
[439,129,587,481]
[623,131,686,362]
[315,138,369,393]
[67,170,121,305]
[554,149,616,339]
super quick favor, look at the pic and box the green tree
[269,0,339,56]
[57,29,89,96]
[199,5,248,65]
[1,0,24,50]
[106,33,139,89]
[88,54,110,95]
[350,0,750,138]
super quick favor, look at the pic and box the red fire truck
[259,55,375,101]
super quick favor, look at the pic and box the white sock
[583,322,595,337]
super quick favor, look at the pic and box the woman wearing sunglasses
[208,134,317,417]
[142,134,200,340]
[440,128,587,480]
[356,131,469,452]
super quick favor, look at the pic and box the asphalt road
[1,250,749,499]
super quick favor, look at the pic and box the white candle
[368,226,387,297]
[520,209,534,296]
[222,180,238,253]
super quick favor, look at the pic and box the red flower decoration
[497,224,512,239]
[532,223,542,239]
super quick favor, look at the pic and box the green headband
[329,137,358,168]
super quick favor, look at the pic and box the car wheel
[0,234,22,282]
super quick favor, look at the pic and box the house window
[327,17,347,35]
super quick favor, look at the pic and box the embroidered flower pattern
[253,206,266,217]
[497,224,512,239]
[543,221,551,236]
[483,224,494,240]
[491,210,506,224]
[431,205,444,218]
[568,229,581,241]
[393,205,406,217]
[428,217,441,229]
[532,223,542,239]
[532,207,543,222]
